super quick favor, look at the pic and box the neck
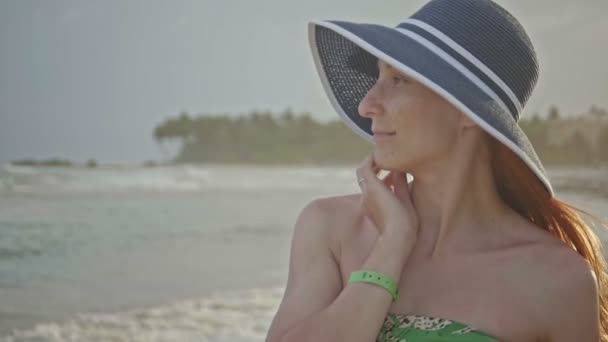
[408,138,510,259]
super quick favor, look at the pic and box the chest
[335,222,543,342]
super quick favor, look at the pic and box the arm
[265,198,413,342]
[544,257,600,341]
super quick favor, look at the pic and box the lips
[372,131,396,142]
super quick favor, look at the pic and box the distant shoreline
[7,158,162,168]
[7,158,608,169]
[2,162,607,200]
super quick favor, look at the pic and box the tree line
[153,108,371,164]
[520,105,608,165]
[153,106,608,166]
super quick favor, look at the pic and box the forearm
[279,236,412,342]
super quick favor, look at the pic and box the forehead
[375,59,423,88]
[376,59,390,70]
[376,59,406,76]
[376,59,404,74]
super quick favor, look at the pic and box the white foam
[0,286,286,342]
[0,164,359,194]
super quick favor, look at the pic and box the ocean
[0,163,606,341]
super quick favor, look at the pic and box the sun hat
[307,0,554,196]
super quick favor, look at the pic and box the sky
[0,0,606,164]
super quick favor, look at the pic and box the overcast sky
[1,0,606,164]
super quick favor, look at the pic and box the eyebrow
[376,59,389,70]
[376,60,413,82]
[377,60,404,76]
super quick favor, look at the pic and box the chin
[372,150,399,170]
[372,150,415,173]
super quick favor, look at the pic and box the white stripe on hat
[307,20,554,195]
[394,26,513,118]
[401,18,523,116]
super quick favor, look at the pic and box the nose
[358,84,384,119]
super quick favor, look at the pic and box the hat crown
[400,0,539,111]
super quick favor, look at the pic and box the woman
[266,0,607,341]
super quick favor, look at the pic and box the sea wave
[0,285,284,342]
[0,163,356,195]
[2,163,607,198]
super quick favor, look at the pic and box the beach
[0,163,606,341]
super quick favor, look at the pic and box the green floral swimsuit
[377,312,499,341]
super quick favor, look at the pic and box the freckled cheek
[393,119,422,147]
[391,95,426,121]
[387,94,430,133]
[394,114,438,149]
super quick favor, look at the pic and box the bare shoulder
[511,220,597,296]
[512,223,600,340]
[304,193,362,231]
[265,194,362,342]
[308,192,361,216]
[305,193,366,254]
[526,237,597,294]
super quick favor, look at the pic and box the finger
[356,155,371,181]
[391,171,405,192]
[393,171,412,202]
[357,155,383,192]
[356,157,370,191]
[371,156,381,173]
[370,157,381,177]
[356,169,365,191]
[381,171,393,188]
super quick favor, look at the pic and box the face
[358,59,466,172]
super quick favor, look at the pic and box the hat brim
[308,20,553,196]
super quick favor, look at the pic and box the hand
[356,154,419,245]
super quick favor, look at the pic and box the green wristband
[348,270,400,302]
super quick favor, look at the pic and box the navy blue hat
[308,0,554,196]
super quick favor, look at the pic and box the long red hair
[488,135,608,340]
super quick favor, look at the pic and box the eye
[392,75,408,86]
